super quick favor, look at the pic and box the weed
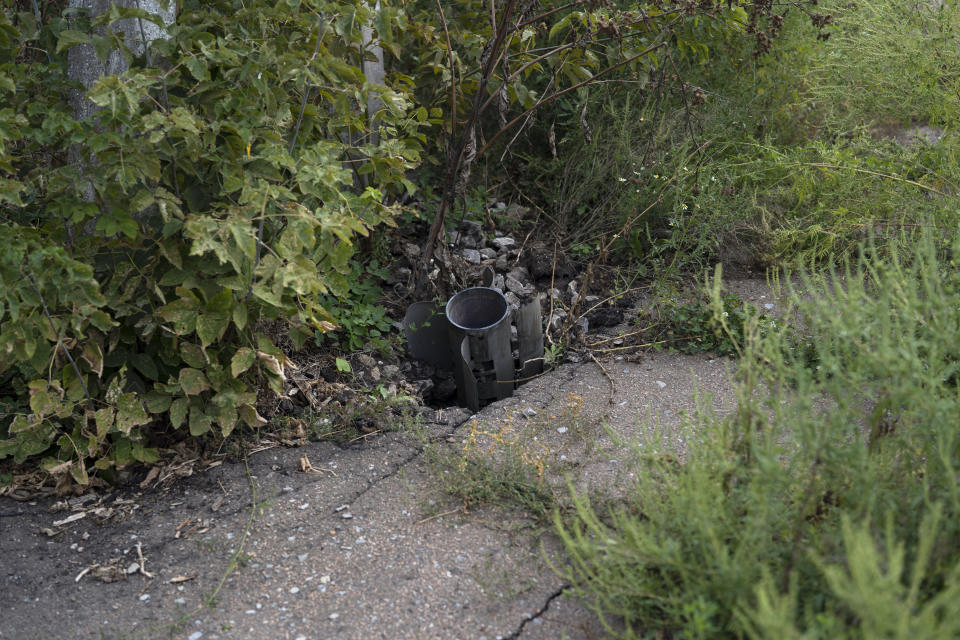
[644,291,775,357]
[555,228,960,638]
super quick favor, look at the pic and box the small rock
[329,613,340,620]
[494,255,510,271]
[290,587,300,594]
[188,633,202,640]
[522,408,537,418]
[548,309,567,331]
[459,219,483,238]
[575,316,589,334]
[655,380,667,389]
[480,248,497,260]
[504,291,521,310]
[139,594,150,602]
[491,236,516,251]
[506,266,530,282]
[764,303,774,310]
[340,512,353,520]
[413,378,435,396]
[369,366,381,382]
[461,249,482,264]
[357,354,376,369]
[382,365,400,378]
[556,426,568,434]
[126,562,140,575]
[505,276,528,297]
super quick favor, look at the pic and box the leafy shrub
[648,291,770,357]
[555,229,960,637]
[0,1,425,480]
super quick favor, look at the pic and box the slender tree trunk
[362,0,385,146]
[66,1,175,241]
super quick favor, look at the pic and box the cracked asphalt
[2,276,780,639]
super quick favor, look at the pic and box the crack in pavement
[505,583,571,639]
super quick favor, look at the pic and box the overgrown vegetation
[521,0,960,275]
[556,229,960,637]
[0,0,815,482]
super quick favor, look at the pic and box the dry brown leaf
[168,574,196,584]
[52,512,86,527]
[139,466,160,488]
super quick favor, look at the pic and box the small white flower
[653,174,659,179]
[680,203,688,210]
[710,176,717,182]
[618,177,627,182]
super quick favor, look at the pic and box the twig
[546,239,558,347]
[478,38,672,157]
[416,506,460,525]
[593,334,706,353]
[435,0,457,144]
[588,352,615,402]
[74,566,94,583]
[586,323,655,346]
[289,21,324,155]
[801,163,950,196]
[137,578,154,598]
[136,542,155,578]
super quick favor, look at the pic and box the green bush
[0,1,426,480]
[555,229,960,637]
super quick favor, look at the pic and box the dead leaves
[43,493,138,536]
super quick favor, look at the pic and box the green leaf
[179,342,206,368]
[29,390,57,417]
[197,312,230,347]
[169,397,188,429]
[116,393,150,434]
[188,406,212,436]
[335,357,351,373]
[179,368,210,395]
[130,353,159,380]
[231,347,256,377]
[71,460,89,485]
[144,391,172,414]
[131,443,160,463]
[56,29,91,53]
[185,56,210,82]
[95,407,115,435]
[233,303,248,331]
[238,403,268,428]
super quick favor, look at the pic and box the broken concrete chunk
[505,275,528,296]
[491,236,516,251]
[461,249,482,264]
